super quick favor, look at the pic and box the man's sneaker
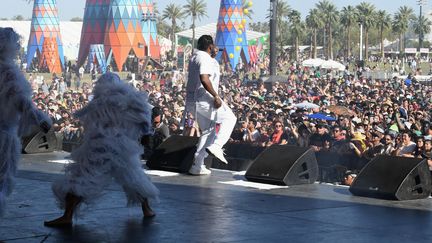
[188,165,212,175]
[206,145,228,164]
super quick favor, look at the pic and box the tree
[306,8,323,58]
[162,3,186,54]
[270,0,291,52]
[12,15,25,21]
[316,0,339,59]
[413,15,432,49]
[70,17,83,22]
[392,6,415,53]
[249,21,269,33]
[356,2,376,60]
[183,0,207,51]
[340,6,357,58]
[288,10,305,61]
[376,10,391,59]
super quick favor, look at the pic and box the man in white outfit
[186,35,237,175]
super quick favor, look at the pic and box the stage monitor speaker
[146,135,199,173]
[245,145,319,186]
[349,155,432,200]
[22,129,57,154]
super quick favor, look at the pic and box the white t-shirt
[186,50,220,103]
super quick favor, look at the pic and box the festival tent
[302,58,325,67]
[0,21,81,63]
[320,59,346,71]
[176,22,266,65]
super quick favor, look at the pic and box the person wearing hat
[308,123,331,152]
[363,132,385,160]
[349,132,367,157]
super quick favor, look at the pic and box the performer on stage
[44,73,159,227]
[0,27,51,217]
[185,35,237,175]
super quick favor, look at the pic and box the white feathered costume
[52,73,159,210]
[0,27,52,216]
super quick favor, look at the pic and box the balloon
[236,46,241,51]
[237,38,243,43]
[237,30,242,35]
[242,19,247,25]
[239,24,244,29]
[244,9,249,15]
[248,1,253,7]
[229,53,234,59]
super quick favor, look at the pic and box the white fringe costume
[0,28,52,216]
[52,73,159,210]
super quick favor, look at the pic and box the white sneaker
[188,165,212,175]
[206,145,228,164]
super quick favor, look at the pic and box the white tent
[302,58,324,67]
[176,22,267,42]
[0,20,82,60]
[320,59,346,71]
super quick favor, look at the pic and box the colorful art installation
[86,44,107,73]
[78,0,161,71]
[39,37,63,74]
[139,0,160,59]
[27,0,64,73]
[77,0,111,67]
[103,0,144,71]
[215,0,251,70]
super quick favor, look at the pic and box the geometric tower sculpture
[215,0,251,70]
[39,37,63,74]
[139,0,160,59]
[27,0,64,73]
[77,0,111,68]
[86,44,107,73]
[103,0,146,71]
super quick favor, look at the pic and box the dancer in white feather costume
[0,28,51,217]
[44,72,159,227]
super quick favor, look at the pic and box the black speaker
[349,155,432,200]
[22,129,57,154]
[146,135,200,173]
[245,145,319,186]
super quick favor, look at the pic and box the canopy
[176,22,266,42]
[320,60,346,71]
[302,58,324,67]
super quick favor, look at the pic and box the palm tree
[306,8,323,58]
[183,0,207,51]
[340,6,357,58]
[162,3,186,54]
[288,10,305,61]
[392,6,415,53]
[376,10,391,59]
[316,0,339,59]
[273,0,291,52]
[356,2,375,61]
[413,15,432,49]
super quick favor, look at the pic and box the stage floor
[1,152,432,242]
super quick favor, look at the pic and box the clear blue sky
[1,0,429,24]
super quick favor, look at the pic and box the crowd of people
[25,52,432,176]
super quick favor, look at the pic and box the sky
[1,0,429,25]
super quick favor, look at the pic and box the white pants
[188,100,236,168]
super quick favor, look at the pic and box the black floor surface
[1,152,432,242]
